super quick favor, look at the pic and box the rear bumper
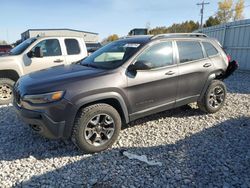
[14,103,66,139]
[221,60,238,79]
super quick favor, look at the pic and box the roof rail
[151,33,208,40]
[119,35,153,39]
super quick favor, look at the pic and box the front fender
[0,56,23,76]
[74,92,129,123]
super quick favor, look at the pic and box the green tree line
[149,0,245,35]
[103,0,245,42]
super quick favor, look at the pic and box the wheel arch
[0,69,20,81]
[74,92,130,125]
[198,70,225,102]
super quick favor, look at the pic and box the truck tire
[0,78,15,105]
[72,103,121,153]
[198,80,227,113]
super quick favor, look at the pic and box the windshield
[10,38,37,55]
[81,40,142,69]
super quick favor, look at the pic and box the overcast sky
[1,0,250,43]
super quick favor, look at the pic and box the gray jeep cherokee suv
[13,33,238,153]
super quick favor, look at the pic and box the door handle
[203,63,212,68]
[54,59,64,63]
[165,71,175,75]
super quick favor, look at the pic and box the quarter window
[136,42,174,69]
[65,39,80,55]
[32,39,62,57]
[203,42,218,57]
[177,41,204,63]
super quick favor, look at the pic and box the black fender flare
[198,73,217,102]
[74,92,129,123]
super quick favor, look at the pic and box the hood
[29,64,104,80]
[16,64,107,95]
[0,55,17,63]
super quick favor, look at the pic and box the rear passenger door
[64,38,84,64]
[175,40,214,103]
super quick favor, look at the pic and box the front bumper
[13,98,77,139]
[14,103,66,139]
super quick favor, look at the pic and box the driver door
[23,39,65,74]
[127,41,179,118]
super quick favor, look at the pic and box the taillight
[227,54,231,63]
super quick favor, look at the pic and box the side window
[203,42,218,57]
[32,39,62,57]
[136,42,174,69]
[177,41,204,63]
[65,39,80,55]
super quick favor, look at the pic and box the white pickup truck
[0,36,88,104]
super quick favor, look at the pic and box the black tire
[198,80,227,113]
[0,78,15,105]
[72,103,121,153]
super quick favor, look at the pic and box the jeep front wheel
[0,78,15,105]
[72,103,121,153]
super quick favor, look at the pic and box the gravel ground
[0,71,249,188]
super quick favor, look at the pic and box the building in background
[195,19,250,71]
[21,29,99,43]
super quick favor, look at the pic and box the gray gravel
[0,71,249,188]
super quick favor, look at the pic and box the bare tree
[234,0,244,21]
[217,0,233,23]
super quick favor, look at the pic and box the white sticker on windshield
[124,43,140,48]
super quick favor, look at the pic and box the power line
[197,1,210,28]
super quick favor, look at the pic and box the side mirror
[34,47,43,58]
[27,51,33,58]
[128,60,151,72]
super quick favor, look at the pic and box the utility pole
[197,1,210,28]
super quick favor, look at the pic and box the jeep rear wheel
[0,78,15,105]
[198,80,227,113]
[72,103,121,153]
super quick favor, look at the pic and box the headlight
[23,91,65,104]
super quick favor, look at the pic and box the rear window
[203,42,218,57]
[177,41,204,63]
[65,39,80,55]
